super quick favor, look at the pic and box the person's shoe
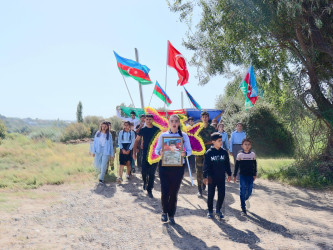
[216,211,224,219]
[143,183,147,190]
[147,191,154,198]
[246,200,250,210]
[99,180,104,185]
[126,174,130,180]
[241,208,247,216]
[116,177,122,184]
[132,168,136,173]
[207,212,213,219]
[161,213,168,222]
[197,191,203,198]
[169,217,176,225]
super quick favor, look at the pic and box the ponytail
[178,126,183,138]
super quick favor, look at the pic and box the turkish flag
[167,41,189,86]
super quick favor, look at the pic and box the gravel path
[1,171,333,249]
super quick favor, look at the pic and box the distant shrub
[223,103,295,157]
[0,120,6,140]
[28,128,62,142]
[60,123,91,142]
[84,116,104,137]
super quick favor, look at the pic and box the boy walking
[233,138,257,215]
[196,111,217,197]
[203,132,232,219]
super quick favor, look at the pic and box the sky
[0,0,229,120]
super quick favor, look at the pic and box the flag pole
[121,74,135,108]
[181,91,184,109]
[148,82,155,107]
[164,40,169,117]
[135,48,145,109]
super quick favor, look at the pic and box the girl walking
[117,121,135,184]
[155,115,192,224]
[92,121,114,184]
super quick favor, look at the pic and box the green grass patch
[258,158,333,189]
[0,134,119,190]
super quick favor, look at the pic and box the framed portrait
[162,137,183,166]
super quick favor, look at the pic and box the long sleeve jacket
[203,146,231,181]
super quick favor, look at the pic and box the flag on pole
[167,41,189,86]
[184,87,201,110]
[153,81,172,106]
[114,51,152,85]
[240,65,258,110]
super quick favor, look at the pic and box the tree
[76,101,83,123]
[169,0,333,159]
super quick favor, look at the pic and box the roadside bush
[60,123,90,142]
[0,120,6,140]
[222,103,295,157]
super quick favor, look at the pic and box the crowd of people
[90,109,257,224]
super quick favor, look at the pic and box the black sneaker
[169,217,176,225]
[147,191,154,198]
[241,208,247,216]
[161,213,168,222]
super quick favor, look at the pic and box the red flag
[167,41,189,86]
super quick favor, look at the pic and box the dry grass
[0,134,98,190]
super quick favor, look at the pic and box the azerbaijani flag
[184,87,201,110]
[114,51,152,85]
[240,65,258,110]
[153,81,172,106]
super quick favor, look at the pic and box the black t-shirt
[138,126,160,155]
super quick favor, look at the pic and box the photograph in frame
[162,137,183,166]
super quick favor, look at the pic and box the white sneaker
[126,174,130,180]
[246,200,250,210]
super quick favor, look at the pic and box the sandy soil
[1,170,332,250]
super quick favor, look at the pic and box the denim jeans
[95,150,109,181]
[239,175,254,210]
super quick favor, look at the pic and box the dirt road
[1,172,332,249]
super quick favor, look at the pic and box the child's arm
[203,152,211,185]
[225,152,232,182]
[233,154,240,182]
[253,154,257,181]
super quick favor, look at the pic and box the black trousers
[207,178,226,213]
[141,157,157,192]
[159,163,185,217]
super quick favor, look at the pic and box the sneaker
[241,208,247,216]
[147,191,154,198]
[197,191,203,198]
[99,180,104,185]
[143,183,147,190]
[132,168,136,173]
[246,200,250,210]
[126,174,130,180]
[169,217,176,225]
[161,213,168,222]
[207,212,213,219]
[116,177,122,184]
[216,211,224,219]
